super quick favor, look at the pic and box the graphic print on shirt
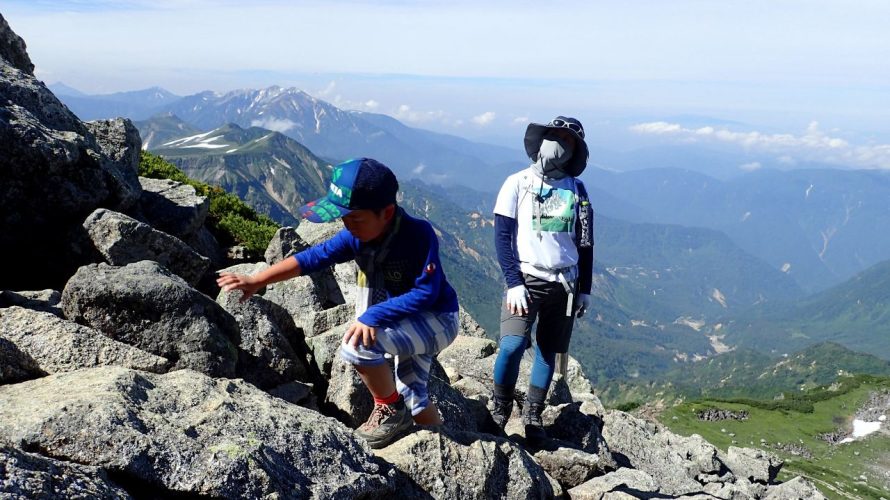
[529,186,575,233]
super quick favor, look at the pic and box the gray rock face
[458,306,488,338]
[0,14,34,74]
[0,289,62,316]
[0,306,170,375]
[216,290,310,389]
[763,476,827,499]
[0,367,394,498]
[722,446,783,484]
[1,19,148,289]
[61,261,239,377]
[264,226,307,264]
[264,272,347,337]
[183,226,227,268]
[0,445,131,499]
[377,429,562,499]
[83,208,210,285]
[532,446,604,489]
[137,177,209,240]
[297,219,345,246]
[0,336,43,384]
[543,402,615,469]
[83,119,142,211]
[602,410,716,496]
[568,468,659,500]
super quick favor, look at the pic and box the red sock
[374,391,400,405]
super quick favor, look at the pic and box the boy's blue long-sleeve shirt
[294,208,459,327]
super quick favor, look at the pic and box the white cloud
[412,163,426,174]
[317,80,336,97]
[739,161,762,172]
[472,111,496,126]
[512,116,529,124]
[393,104,448,124]
[364,99,379,110]
[250,117,297,133]
[630,121,890,169]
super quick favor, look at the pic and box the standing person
[218,157,459,449]
[490,116,594,446]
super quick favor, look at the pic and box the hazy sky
[4,1,890,167]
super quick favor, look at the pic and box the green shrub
[138,151,278,254]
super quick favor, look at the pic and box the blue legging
[493,335,557,390]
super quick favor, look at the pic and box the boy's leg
[340,310,458,443]
[354,363,396,400]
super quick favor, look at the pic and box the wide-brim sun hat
[524,116,589,177]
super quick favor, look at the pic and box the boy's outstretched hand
[344,320,377,348]
[216,272,263,302]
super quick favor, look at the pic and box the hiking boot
[356,396,413,449]
[523,385,548,447]
[491,384,515,430]
[492,397,514,430]
[523,401,547,446]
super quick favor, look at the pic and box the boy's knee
[339,342,386,367]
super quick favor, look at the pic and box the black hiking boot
[491,383,515,430]
[523,385,548,447]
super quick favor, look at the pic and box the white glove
[575,294,591,318]
[506,285,530,315]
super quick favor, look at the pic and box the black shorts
[499,273,577,353]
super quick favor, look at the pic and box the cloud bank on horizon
[630,121,890,170]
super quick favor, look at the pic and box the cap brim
[299,196,352,223]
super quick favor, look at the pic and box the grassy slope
[660,375,890,499]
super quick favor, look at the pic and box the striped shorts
[339,310,459,416]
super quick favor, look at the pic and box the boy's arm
[217,257,302,302]
[293,228,358,274]
[357,224,444,326]
[218,228,356,301]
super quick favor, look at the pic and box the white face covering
[533,138,574,179]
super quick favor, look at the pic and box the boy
[218,157,459,448]
[491,116,594,445]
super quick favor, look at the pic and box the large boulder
[61,261,239,377]
[0,289,62,316]
[721,446,783,484]
[0,336,42,384]
[136,177,209,240]
[377,429,562,499]
[264,226,307,265]
[763,476,827,499]
[216,290,311,389]
[83,208,210,285]
[567,468,659,500]
[0,306,170,375]
[0,367,394,498]
[0,444,131,499]
[602,410,721,496]
[1,16,143,289]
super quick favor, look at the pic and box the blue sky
[4,0,890,167]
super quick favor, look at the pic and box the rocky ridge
[0,13,825,499]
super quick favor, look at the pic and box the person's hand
[216,272,263,302]
[344,320,377,348]
[575,293,591,318]
[506,285,530,316]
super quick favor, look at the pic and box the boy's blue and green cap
[299,158,399,223]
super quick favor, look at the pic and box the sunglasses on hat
[549,118,585,139]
